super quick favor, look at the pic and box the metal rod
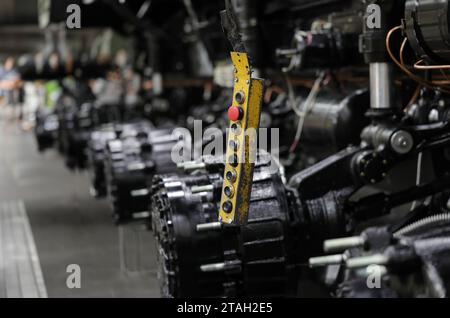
[346,254,389,269]
[196,222,222,232]
[324,236,365,253]
[370,62,393,110]
[191,185,214,194]
[309,254,345,268]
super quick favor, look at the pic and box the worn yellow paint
[219,52,264,225]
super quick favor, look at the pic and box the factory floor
[0,114,160,298]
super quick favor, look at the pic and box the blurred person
[0,57,23,121]
[0,60,4,119]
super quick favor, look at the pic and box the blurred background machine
[1,0,450,298]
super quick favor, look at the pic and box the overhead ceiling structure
[0,0,43,56]
[0,0,136,57]
[0,0,39,25]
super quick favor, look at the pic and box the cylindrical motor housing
[103,124,179,224]
[151,155,300,297]
[299,89,370,151]
[404,0,450,64]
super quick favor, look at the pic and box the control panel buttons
[229,140,239,151]
[228,154,239,167]
[226,170,237,182]
[231,123,242,134]
[228,106,243,122]
[219,52,263,225]
[224,185,235,198]
[235,91,245,104]
[222,201,233,213]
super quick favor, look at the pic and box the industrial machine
[148,0,450,298]
[26,0,450,298]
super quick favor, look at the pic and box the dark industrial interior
[1,0,450,299]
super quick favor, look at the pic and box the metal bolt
[177,161,195,168]
[346,254,389,269]
[400,138,408,147]
[200,260,240,272]
[131,189,150,197]
[183,162,206,171]
[324,236,366,253]
[428,109,440,123]
[390,130,414,155]
[127,162,146,171]
[200,262,226,272]
[196,222,222,232]
[191,185,214,194]
[309,254,345,268]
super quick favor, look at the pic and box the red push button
[228,106,243,121]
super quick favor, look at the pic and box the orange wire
[399,38,420,109]
[400,32,450,87]
[386,26,450,94]
[400,38,407,66]
[414,59,450,70]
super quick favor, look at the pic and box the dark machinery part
[360,0,390,64]
[151,151,358,297]
[87,120,157,198]
[304,32,363,69]
[54,78,150,170]
[327,215,450,298]
[404,0,450,64]
[298,89,370,151]
[25,0,450,299]
[35,111,59,152]
[57,100,128,170]
[278,30,364,71]
[276,6,365,71]
[57,101,96,170]
[231,0,264,69]
[17,56,112,81]
[360,1,400,113]
[103,123,180,224]
[87,123,121,198]
[220,0,247,54]
[151,155,302,297]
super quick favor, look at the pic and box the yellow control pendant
[219,52,264,225]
